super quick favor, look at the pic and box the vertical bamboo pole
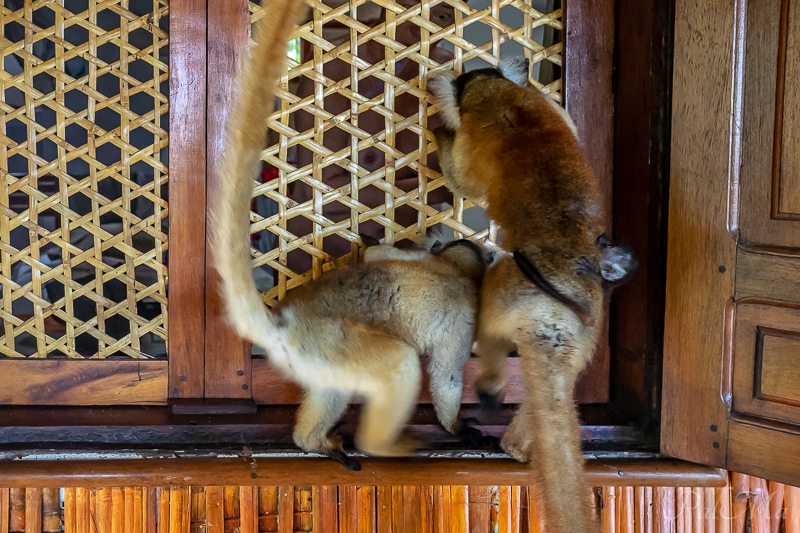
[1,488,10,533]
[25,488,42,533]
[89,490,98,533]
[767,482,784,533]
[451,486,468,533]
[311,487,336,533]
[420,486,434,533]
[403,486,422,533]
[355,486,374,533]
[222,488,238,533]
[431,486,450,533]
[731,474,750,533]
[144,489,156,533]
[620,486,634,533]
[390,487,403,533]
[716,481,732,533]
[602,487,616,533]
[189,488,205,533]
[205,488,223,533]
[528,486,545,533]
[338,487,356,533]
[239,487,255,533]
[41,490,60,533]
[10,489,25,533]
[468,486,490,533]
[654,487,675,533]
[785,485,800,533]
[111,488,124,533]
[65,489,77,533]
[277,487,292,533]
[750,478,770,533]
[257,487,278,532]
[156,489,169,533]
[497,487,512,533]
[703,487,715,533]
[691,487,703,533]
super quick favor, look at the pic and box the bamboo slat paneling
[0,0,170,360]
[1,474,798,533]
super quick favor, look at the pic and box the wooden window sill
[0,456,726,488]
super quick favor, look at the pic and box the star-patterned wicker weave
[248,0,562,306]
[0,0,169,359]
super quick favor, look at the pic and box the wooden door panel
[732,303,800,425]
[665,0,800,483]
[740,0,800,248]
[661,0,738,468]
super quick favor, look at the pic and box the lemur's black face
[453,68,505,104]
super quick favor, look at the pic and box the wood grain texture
[739,0,800,247]
[0,459,727,489]
[777,0,800,219]
[727,420,800,487]
[40,490,59,533]
[0,360,167,406]
[157,489,169,533]
[314,487,337,533]
[145,488,157,533]
[168,0,208,399]
[9,489,24,533]
[64,490,75,533]
[203,0,252,399]
[563,0,616,405]
[661,0,739,467]
[277,487,292,533]
[732,303,800,425]
[24,488,41,533]
[0,489,9,533]
[735,249,800,301]
[611,0,674,422]
[468,486,490,533]
[238,487,256,533]
[653,487,675,533]
[602,486,615,533]
[450,486,468,533]
[787,485,800,533]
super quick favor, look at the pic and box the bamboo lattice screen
[248,0,563,305]
[0,0,169,359]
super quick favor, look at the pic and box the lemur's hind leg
[355,342,421,457]
[473,262,517,412]
[293,388,359,470]
[474,332,515,411]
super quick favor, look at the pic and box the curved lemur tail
[211,0,307,348]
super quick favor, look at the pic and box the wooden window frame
[1,0,684,474]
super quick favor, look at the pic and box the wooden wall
[1,474,797,533]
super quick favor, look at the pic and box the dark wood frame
[1,0,682,477]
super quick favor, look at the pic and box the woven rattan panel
[0,0,169,359]
[248,0,562,305]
